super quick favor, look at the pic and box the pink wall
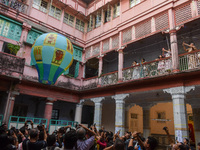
[30,8,48,23]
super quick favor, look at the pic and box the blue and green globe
[31,33,74,85]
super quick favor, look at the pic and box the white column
[74,103,83,124]
[191,104,200,147]
[91,97,105,130]
[164,86,195,142]
[112,94,129,136]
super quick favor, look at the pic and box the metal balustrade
[179,50,200,71]
[0,0,28,14]
[49,119,78,134]
[123,57,172,81]
[101,71,118,86]
[8,116,47,129]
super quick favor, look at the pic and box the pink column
[168,9,179,72]
[3,90,19,124]
[191,0,198,17]
[118,49,123,82]
[0,41,4,52]
[17,22,31,57]
[44,98,54,130]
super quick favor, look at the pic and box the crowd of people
[0,121,200,150]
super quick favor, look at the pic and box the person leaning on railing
[182,42,197,52]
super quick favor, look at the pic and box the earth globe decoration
[31,33,74,85]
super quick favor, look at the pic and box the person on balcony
[182,42,198,69]
[141,58,148,77]
[132,61,140,80]
[162,48,172,73]
[157,55,165,73]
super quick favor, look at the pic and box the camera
[163,126,167,131]
[75,123,79,128]
[53,130,58,135]
[37,123,43,131]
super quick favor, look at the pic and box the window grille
[87,15,93,32]
[130,0,140,8]
[155,12,169,31]
[175,4,192,25]
[103,39,109,52]
[198,1,200,15]
[33,0,47,13]
[104,5,111,23]
[122,27,132,44]
[95,11,101,28]
[63,12,74,27]
[113,2,120,19]
[76,19,85,32]
[112,34,119,49]
[92,43,100,56]
[49,5,62,20]
[135,19,151,39]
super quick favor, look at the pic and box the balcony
[0,52,25,75]
[82,50,200,89]
[0,0,28,14]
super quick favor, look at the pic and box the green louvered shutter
[63,69,69,75]
[74,61,79,78]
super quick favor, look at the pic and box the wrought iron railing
[0,52,25,75]
[8,116,47,129]
[49,119,78,134]
[179,50,200,71]
[123,57,172,81]
[0,0,28,14]
[101,71,118,86]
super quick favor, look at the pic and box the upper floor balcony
[0,0,28,14]
[0,51,25,76]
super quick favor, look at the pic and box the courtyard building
[0,0,200,149]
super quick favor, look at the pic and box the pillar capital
[163,86,195,96]
[22,22,32,31]
[10,91,20,100]
[139,103,155,110]
[91,97,105,104]
[46,97,56,104]
[112,94,129,102]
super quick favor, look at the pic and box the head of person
[183,138,189,145]
[20,126,28,135]
[197,142,200,150]
[144,136,158,150]
[47,134,56,147]
[77,127,86,140]
[113,138,125,150]
[125,132,130,139]
[64,129,77,149]
[29,129,39,140]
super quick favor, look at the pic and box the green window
[0,15,22,41]
[27,29,43,44]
